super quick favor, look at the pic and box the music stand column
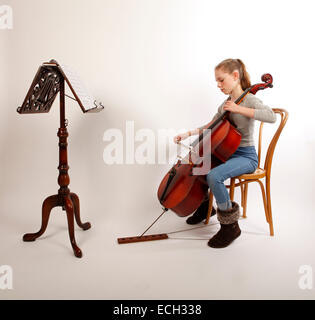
[57,77,70,199]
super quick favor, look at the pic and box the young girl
[173,58,276,248]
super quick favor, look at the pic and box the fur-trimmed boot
[186,199,216,225]
[208,201,241,248]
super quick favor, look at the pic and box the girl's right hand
[173,132,190,144]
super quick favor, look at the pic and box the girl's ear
[233,70,240,81]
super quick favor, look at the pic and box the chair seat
[236,167,266,180]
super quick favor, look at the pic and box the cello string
[168,216,247,236]
[167,223,219,240]
[167,223,218,235]
[168,237,210,240]
[140,212,219,238]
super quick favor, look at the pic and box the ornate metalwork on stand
[17,66,61,114]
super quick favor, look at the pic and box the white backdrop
[1,0,315,300]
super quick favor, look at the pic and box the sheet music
[59,64,101,112]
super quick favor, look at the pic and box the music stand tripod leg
[64,196,82,258]
[70,192,91,230]
[23,195,60,242]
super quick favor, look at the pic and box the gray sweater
[212,93,277,147]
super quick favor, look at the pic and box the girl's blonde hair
[215,58,251,90]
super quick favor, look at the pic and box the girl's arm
[174,111,221,143]
[223,95,276,123]
[174,99,229,143]
[223,101,255,118]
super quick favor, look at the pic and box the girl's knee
[206,170,222,187]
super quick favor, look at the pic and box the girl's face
[215,68,240,95]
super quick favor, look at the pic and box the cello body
[157,74,273,217]
[157,118,241,216]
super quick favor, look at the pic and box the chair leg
[239,179,244,207]
[256,180,269,223]
[266,177,274,236]
[205,192,214,225]
[242,182,249,218]
[229,178,235,201]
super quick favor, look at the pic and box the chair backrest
[256,108,289,176]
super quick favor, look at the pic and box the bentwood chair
[205,108,289,236]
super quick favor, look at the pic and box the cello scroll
[250,73,273,94]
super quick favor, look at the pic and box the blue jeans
[206,146,258,211]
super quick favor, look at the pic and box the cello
[117,73,273,244]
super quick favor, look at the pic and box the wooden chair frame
[205,108,289,236]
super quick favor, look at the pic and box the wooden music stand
[18,59,104,258]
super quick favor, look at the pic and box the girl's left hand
[223,100,240,113]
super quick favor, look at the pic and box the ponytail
[215,58,251,90]
[236,59,251,90]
